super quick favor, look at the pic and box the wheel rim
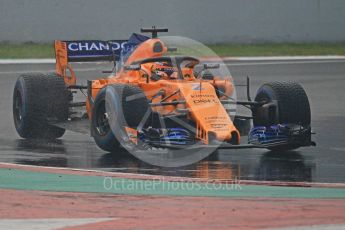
[95,101,110,136]
[13,90,23,127]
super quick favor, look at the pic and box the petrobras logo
[66,40,128,52]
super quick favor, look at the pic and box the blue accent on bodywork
[248,123,312,148]
[120,33,150,64]
[248,124,290,145]
[139,128,194,146]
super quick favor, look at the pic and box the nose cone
[179,82,239,144]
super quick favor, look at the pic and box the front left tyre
[252,81,311,150]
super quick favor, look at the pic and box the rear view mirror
[124,64,141,71]
[203,63,220,69]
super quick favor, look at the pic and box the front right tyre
[91,84,150,153]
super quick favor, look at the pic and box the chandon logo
[67,41,128,52]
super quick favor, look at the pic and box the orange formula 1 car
[13,27,315,152]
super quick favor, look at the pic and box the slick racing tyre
[91,84,150,152]
[13,73,69,139]
[253,81,311,150]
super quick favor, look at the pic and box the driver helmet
[152,62,177,79]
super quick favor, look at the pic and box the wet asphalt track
[0,60,345,183]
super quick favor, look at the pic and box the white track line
[330,147,345,152]
[0,162,170,179]
[226,60,345,66]
[0,218,115,230]
[223,55,345,62]
[0,59,55,64]
[1,56,345,65]
[0,67,104,75]
[1,60,345,75]
[269,224,345,230]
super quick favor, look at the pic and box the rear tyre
[91,84,150,152]
[13,73,69,139]
[253,81,311,150]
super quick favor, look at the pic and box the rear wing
[55,40,127,85]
